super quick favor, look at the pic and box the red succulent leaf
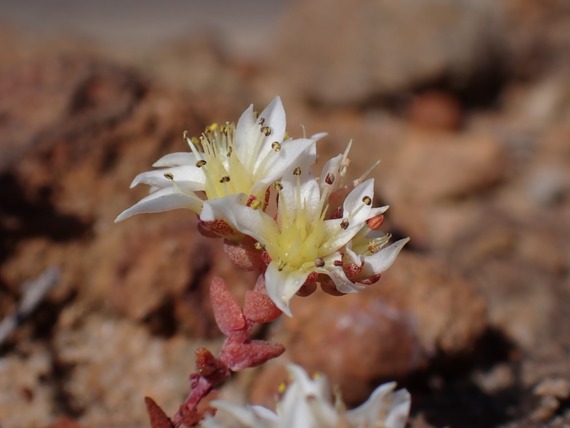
[210,277,246,335]
[243,290,282,322]
[221,340,285,371]
[145,397,174,428]
[223,239,265,271]
[194,348,230,384]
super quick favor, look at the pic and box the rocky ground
[1,1,570,427]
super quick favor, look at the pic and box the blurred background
[1,1,569,427]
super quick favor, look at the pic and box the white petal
[251,138,316,194]
[115,187,203,222]
[318,153,344,189]
[130,166,205,190]
[201,196,279,244]
[235,103,256,143]
[346,382,411,428]
[342,178,374,224]
[152,152,197,167]
[323,257,363,294]
[257,96,286,150]
[361,238,410,277]
[265,262,309,316]
[200,194,246,224]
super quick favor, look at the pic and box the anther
[182,130,189,140]
[226,146,233,157]
[340,219,349,229]
[219,176,231,183]
[325,173,335,185]
[254,242,264,251]
[258,117,265,126]
[196,160,207,168]
[164,172,174,180]
[362,196,372,205]
[333,260,343,267]
[293,167,302,176]
[261,126,272,136]
[367,215,384,230]
[271,141,281,152]
[314,258,325,268]
[250,199,262,210]
[277,260,286,271]
[274,182,283,191]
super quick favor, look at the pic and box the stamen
[277,260,286,271]
[325,173,335,185]
[362,196,372,205]
[250,199,262,210]
[274,182,283,191]
[254,242,264,251]
[314,258,325,268]
[164,172,174,180]
[182,130,189,140]
[261,126,272,136]
[219,176,231,183]
[293,167,302,176]
[333,260,343,267]
[271,141,281,152]
[340,219,349,229]
[258,117,265,126]
[196,160,207,168]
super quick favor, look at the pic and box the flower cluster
[118,96,411,427]
[116,96,408,315]
[202,364,411,428]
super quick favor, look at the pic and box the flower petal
[251,137,317,194]
[361,237,410,277]
[130,165,205,190]
[114,187,203,222]
[201,196,278,244]
[265,262,309,316]
[346,382,411,428]
[152,152,197,167]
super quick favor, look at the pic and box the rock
[0,343,54,427]
[272,252,487,404]
[271,0,505,104]
[0,52,252,338]
[53,309,217,427]
[387,132,507,202]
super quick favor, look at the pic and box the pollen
[206,123,218,132]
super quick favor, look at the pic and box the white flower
[201,153,407,315]
[201,364,411,428]
[115,97,317,223]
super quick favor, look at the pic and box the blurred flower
[201,152,407,315]
[115,96,317,223]
[201,363,411,428]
